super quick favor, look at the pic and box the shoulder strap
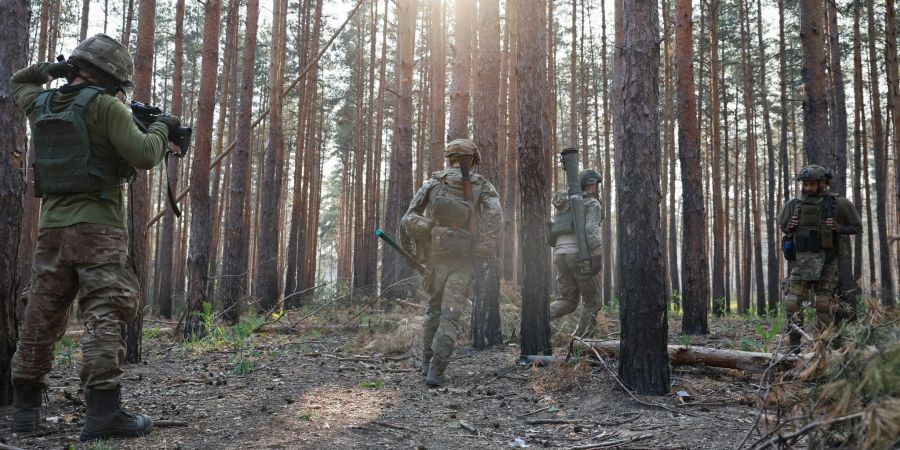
[33,89,56,117]
[71,86,105,114]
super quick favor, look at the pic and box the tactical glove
[47,62,76,79]
[155,115,182,137]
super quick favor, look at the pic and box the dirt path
[1,315,769,449]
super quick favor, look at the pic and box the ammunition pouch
[430,226,474,258]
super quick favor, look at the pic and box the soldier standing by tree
[400,139,502,387]
[9,33,180,441]
[779,164,861,351]
[547,166,603,337]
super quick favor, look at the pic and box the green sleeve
[400,180,438,254]
[477,180,503,249]
[834,198,862,235]
[777,199,796,234]
[95,95,169,169]
[584,197,603,253]
[10,63,51,118]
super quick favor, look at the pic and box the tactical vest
[32,86,126,199]
[793,195,837,261]
[426,170,481,258]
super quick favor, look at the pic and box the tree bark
[675,0,709,335]
[884,0,900,304]
[79,0,90,40]
[185,0,221,338]
[125,0,157,364]
[429,0,446,173]
[709,0,726,317]
[0,0,29,406]
[517,0,552,357]
[800,0,831,166]
[852,3,865,282]
[617,0,670,395]
[448,0,473,140]
[471,0,502,349]
[757,0,779,315]
[867,0,896,305]
[381,0,416,299]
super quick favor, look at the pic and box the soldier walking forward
[9,34,181,440]
[779,164,861,351]
[400,139,503,387]
[548,168,603,337]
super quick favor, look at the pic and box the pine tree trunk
[254,0,288,312]
[867,0,896,305]
[800,0,832,166]
[502,0,519,283]
[448,0,474,140]
[79,0,90,40]
[675,0,709,335]
[185,0,221,338]
[709,0,726,316]
[155,0,185,319]
[600,0,613,306]
[429,0,446,173]
[471,0,502,349]
[617,0,670,394]
[853,3,865,282]
[661,0,673,301]
[381,0,416,299]
[517,0,552,357]
[884,0,900,304]
[756,0,779,315]
[124,0,156,364]
[0,0,29,405]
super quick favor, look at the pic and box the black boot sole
[79,424,154,442]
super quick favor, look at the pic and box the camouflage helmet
[444,138,481,165]
[70,33,134,89]
[795,164,831,182]
[579,169,601,187]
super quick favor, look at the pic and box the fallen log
[576,340,807,373]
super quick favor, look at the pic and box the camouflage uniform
[778,166,861,346]
[10,34,171,439]
[548,189,603,337]
[400,139,502,387]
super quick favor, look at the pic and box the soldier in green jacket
[10,34,181,441]
[778,164,861,351]
[548,169,603,337]
[400,139,503,387]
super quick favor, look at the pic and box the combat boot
[425,354,450,387]
[80,386,153,441]
[11,383,43,433]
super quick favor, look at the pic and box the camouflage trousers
[12,223,139,390]
[422,258,473,369]
[784,258,839,335]
[550,253,601,337]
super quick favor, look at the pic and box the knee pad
[814,294,834,314]
[784,294,802,314]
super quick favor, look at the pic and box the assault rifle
[130,101,192,158]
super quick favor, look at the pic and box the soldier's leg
[427,266,473,387]
[421,268,445,375]
[784,279,809,350]
[11,228,77,432]
[73,224,151,441]
[574,272,601,338]
[812,261,839,333]
[549,254,579,320]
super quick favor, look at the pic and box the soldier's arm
[477,180,503,249]
[10,63,52,118]
[834,198,862,235]
[777,199,795,234]
[400,180,437,254]
[585,198,602,253]
[95,95,169,170]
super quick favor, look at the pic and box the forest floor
[0,294,807,450]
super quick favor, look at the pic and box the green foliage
[677,334,693,349]
[297,409,316,421]
[86,439,117,450]
[357,379,385,390]
[142,327,163,342]
[182,303,265,375]
[753,315,785,351]
[55,335,76,367]
[740,337,765,352]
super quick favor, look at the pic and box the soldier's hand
[474,243,493,259]
[788,216,799,231]
[47,61,75,80]
[155,115,182,136]
[826,218,836,230]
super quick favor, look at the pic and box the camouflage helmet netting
[444,138,481,165]
[70,33,134,87]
